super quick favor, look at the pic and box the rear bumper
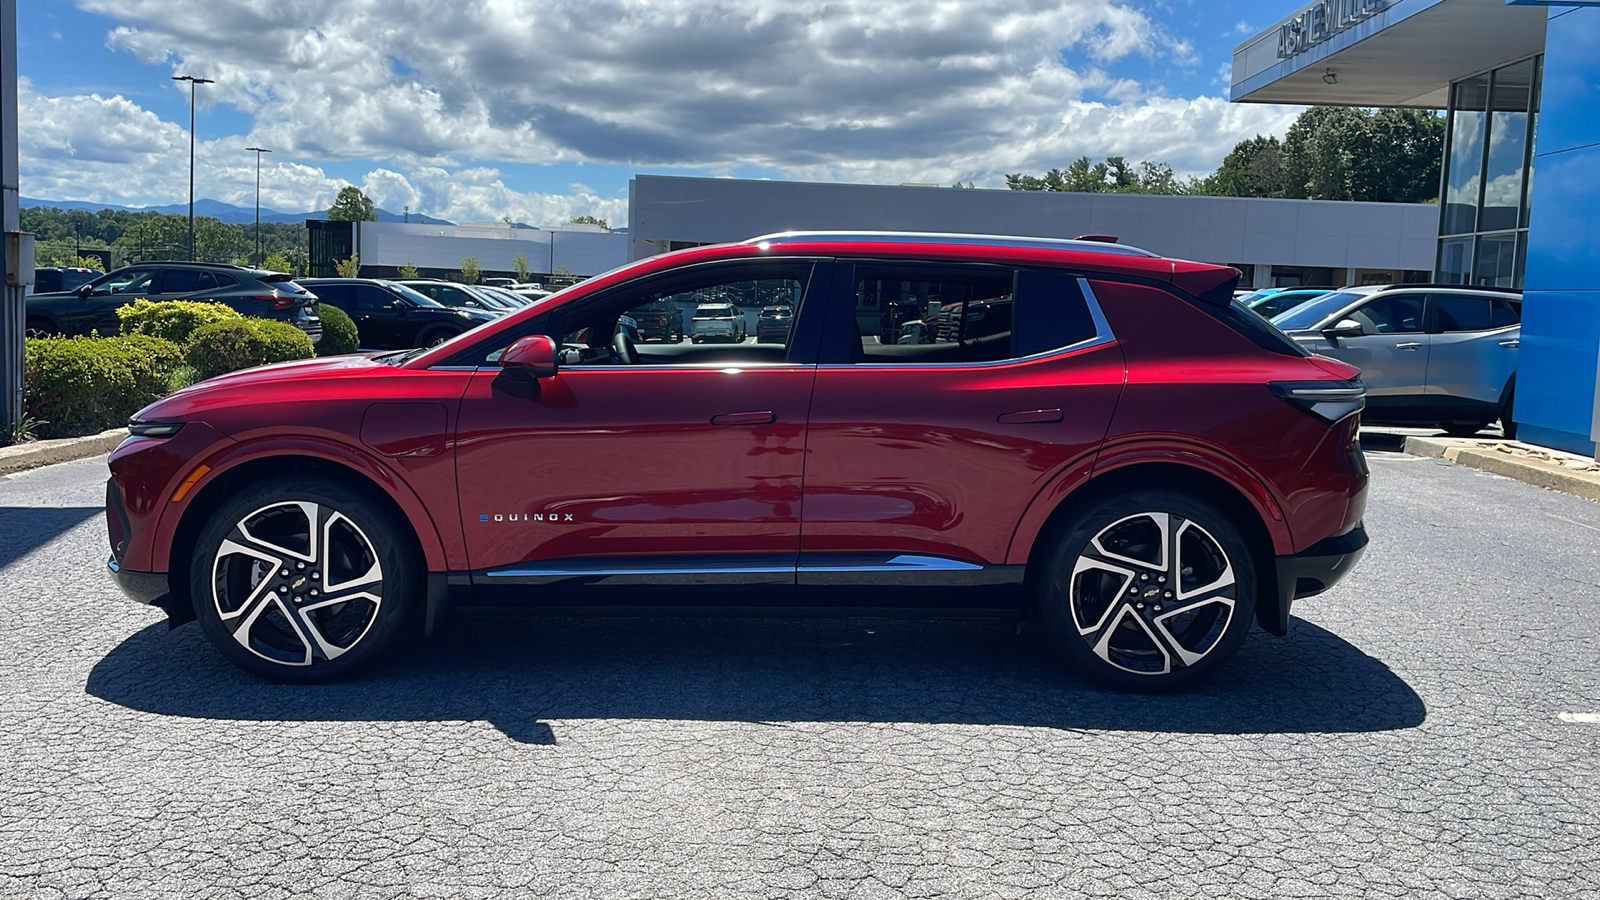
[1268,523,1368,635]
[108,556,171,606]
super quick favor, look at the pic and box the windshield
[379,281,445,308]
[464,286,516,308]
[1271,290,1371,331]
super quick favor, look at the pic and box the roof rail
[743,230,1161,258]
[1376,283,1524,294]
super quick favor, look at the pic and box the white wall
[628,175,1439,273]
[357,222,627,276]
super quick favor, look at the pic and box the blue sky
[19,1,1303,224]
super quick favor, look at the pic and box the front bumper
[1268,523,1369,635]
[108,556,171,606]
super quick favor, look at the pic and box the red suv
[106,233,1369,690]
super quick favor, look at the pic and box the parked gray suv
[1271,284,1521,437]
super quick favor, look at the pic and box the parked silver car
[1271,284,1521,437]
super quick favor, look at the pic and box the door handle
[1395,342,1421,350]
[998,408,1063,425]
[710,411,775,426]
[1499,339,1520,349]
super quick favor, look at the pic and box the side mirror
[77,284,93,297]
[1322,318,1364,341]
[500,334,558,379]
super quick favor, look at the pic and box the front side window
[552,264,812,365]
[92,268,159,296]
[1350,295,1425,335]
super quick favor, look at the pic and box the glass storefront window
[1438,238,1473,285]
[1474,233,1519,288]
[1480,60,1533,233]
[1443,75,1489,236]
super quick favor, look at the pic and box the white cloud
[22,1,1307,220]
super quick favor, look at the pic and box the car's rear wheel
[189,476,421,683]
[1438,420,1493,438]
[1036,490,1256,692]
[25,317,54,337]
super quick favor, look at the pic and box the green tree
[568,215,610,230]
[327,186,377,222]
[262,252,294,274]
[459,257,481,284]
[1195,135,1289,198]
[397,262,420,278]
[335,255,360,278]
[512,253,532,282]
[1210,106,1445,202]
[1005,156,1194,195]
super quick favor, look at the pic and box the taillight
[251,294,295,310]
[1270,379,1366,423]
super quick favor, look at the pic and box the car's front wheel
[1036,490,1256,692]
[189,476,421,683]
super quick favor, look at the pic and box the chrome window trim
[744,230,1159,258]
[825,276,1117,370]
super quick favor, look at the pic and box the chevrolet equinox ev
[107,232,1370,691]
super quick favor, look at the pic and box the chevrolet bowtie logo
[480,513,577,523]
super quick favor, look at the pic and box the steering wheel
[612,329,641,365]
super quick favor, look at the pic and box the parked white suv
[690,303,745,343]
[1271,284,1521,437]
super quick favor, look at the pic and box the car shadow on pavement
[0,506,102,570]
[86,612,1425,743]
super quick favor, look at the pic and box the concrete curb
[1403,435,1600,503]
[0,429,124,476]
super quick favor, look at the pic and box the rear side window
[847,264,1096,364]
[1433,294,1494,333]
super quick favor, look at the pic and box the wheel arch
[164,449,445,621]
[1017,460,1288,635]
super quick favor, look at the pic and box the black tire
[189,475,422,683]
[418,328,458,348]
[1500,388,1518,440]
[1438,421,1492,438]
[1036,490,1257,692]
[25,317,54,337]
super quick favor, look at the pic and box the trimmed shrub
[316,304,361,356]
[24,334,183,438]
[115,298,244,344]
[186,318,315,380]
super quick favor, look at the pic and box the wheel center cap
[291,576,308,591]
[1141,586,1162,600]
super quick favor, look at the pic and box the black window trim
[1426,290,1522,335]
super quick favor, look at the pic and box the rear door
[1425,292,1519,406]
[798,261,1124,596]
[1322,291,1430,406]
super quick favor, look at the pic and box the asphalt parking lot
[2,447,1597,899]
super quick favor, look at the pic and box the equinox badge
[480,513,576,523]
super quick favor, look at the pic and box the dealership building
[1234,0,1600,452]
[629,175,1438,290]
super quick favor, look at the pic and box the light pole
[171,74,213,261]
[245,146,270,265]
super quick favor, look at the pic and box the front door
[1425,292,1519,409]
[453,259,826,604]
[798,262,1125,601]
[1325,291,1430,415]
[67,266,161,335]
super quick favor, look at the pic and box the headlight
[128,421,185,438]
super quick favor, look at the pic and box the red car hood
[133,354,388,422]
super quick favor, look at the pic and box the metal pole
[172,75,212,261]
[0,0,20,443]
[246,146,269,265]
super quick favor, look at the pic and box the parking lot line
[1557,712,1600,724]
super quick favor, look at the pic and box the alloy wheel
[1068,512,1237,676]
[211,500,384,667]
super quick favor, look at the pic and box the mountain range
[19,196,455,226]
